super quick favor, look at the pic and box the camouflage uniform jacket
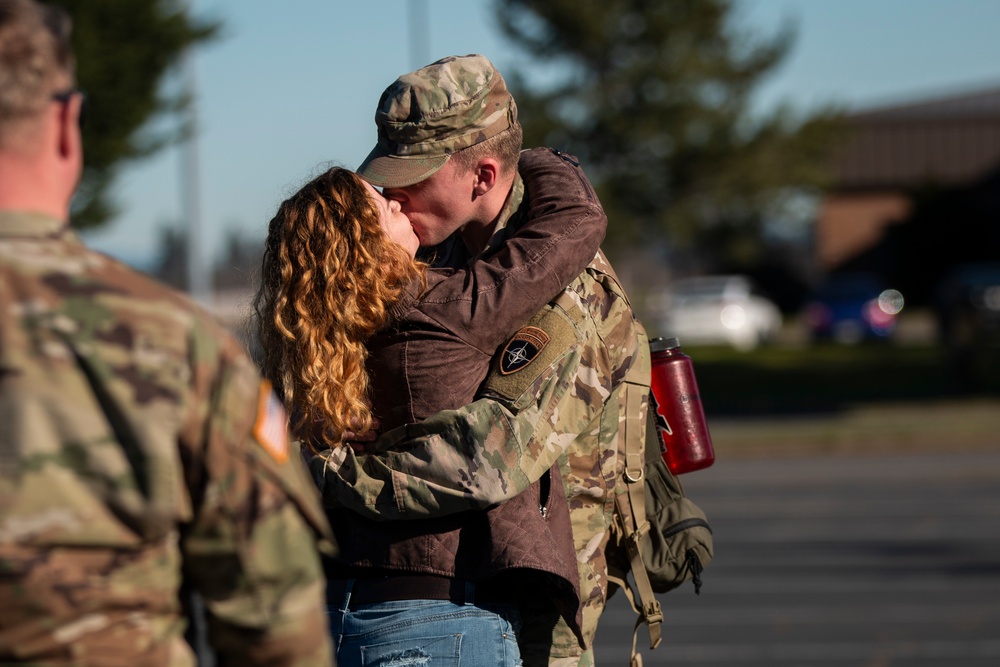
[314,250,647,665]
[0,211,335,667]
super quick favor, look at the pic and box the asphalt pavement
[592,450,1000,666]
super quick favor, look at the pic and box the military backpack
[609,330,714,667]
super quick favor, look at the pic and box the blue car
[803,273,904,344]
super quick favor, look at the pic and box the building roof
[851,85,1000,121]
[834,83,1000,190]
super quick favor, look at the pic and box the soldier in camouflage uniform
[312,54,649,666]
[0,2,336,664]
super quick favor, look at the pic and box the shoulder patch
[484,304,579,404]
[500,325,550,375]
[253,380,290,464]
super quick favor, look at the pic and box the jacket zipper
[662,517,712,539]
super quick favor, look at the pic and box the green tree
[494,0,845,270]
[50,0,218,229]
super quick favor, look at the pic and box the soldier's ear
[55,95,77,153]
[50,92,84,205]
[471,158,500,196]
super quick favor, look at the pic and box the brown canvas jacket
[366,147,606,430]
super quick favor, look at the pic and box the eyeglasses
[51,88,87,128]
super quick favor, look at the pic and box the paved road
[592,450,1000,666]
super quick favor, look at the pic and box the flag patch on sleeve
[253,380,290,464]
[499,325,550,375]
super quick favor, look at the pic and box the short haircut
[450,121,524,177]
[0,0,73,139]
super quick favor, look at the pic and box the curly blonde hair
[253,167,424,449]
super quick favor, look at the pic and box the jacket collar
[0,210,69,239]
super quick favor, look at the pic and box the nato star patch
[500,325,550,375]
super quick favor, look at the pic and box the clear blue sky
[79,0,1000,271]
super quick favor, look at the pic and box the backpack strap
[608,327,664,666]
[560,268,666,665]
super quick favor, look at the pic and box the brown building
[817,85,1000,277]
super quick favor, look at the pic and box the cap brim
[357,146,450,188]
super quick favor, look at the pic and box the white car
[658,275,782,351]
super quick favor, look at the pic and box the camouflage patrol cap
[357,54,518,188]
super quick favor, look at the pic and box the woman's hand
[343,418,381,453]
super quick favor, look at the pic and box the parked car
[933,263,1000,390]
[658,275,782,351]
[803,272,904,344]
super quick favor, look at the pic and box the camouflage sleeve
[311,290,594,520]
[180,326,335,667]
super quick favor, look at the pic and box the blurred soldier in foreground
[0,1,335,664]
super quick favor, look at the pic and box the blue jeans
[328,579,524,667]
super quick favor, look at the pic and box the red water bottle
[648,337,715,474]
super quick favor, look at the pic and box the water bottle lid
[650,336,681,352]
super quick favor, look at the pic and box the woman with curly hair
[254,166,423,448]
[253,148,606,667]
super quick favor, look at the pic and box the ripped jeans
[328,580,524,667]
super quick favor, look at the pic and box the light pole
[179,0,211,305]
[408,0,430,69]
